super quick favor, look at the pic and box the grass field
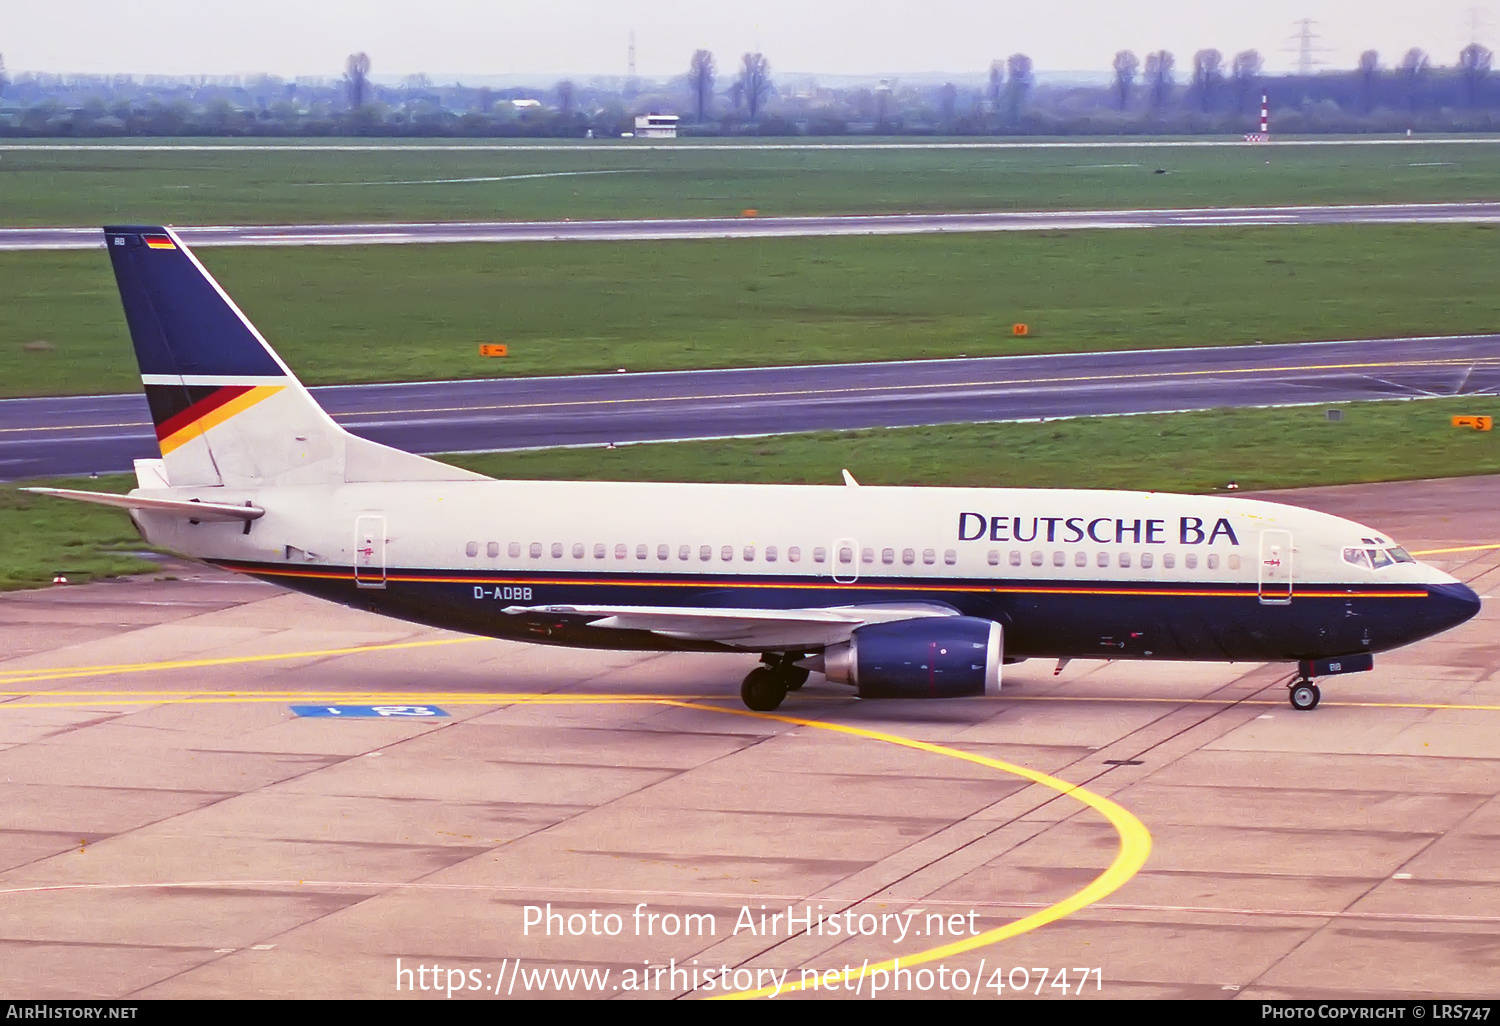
[7,397,1496,591]
[3,141,1500,226]
[5,224,1500,397]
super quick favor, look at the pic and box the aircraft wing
[503,602,959,650]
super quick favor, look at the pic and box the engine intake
[820,617,1003,699]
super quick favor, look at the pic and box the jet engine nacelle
[821,617,1003,698]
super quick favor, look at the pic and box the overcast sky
[5,1,1492,80]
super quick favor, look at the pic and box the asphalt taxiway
[5,335,1499,481]
[0,475,1496,999]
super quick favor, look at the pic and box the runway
[0,475,1495,999]
[5,335,1499,481]
[7,201,1500,250]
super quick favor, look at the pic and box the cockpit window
[1345,545,1411,569]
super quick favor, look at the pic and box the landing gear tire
[782,666,810,692]
[1289,680,1321,711]
[741,667,789,712]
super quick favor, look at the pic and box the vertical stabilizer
[103,226,485,487]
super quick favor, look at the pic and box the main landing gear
[740,654,810,712]
[1288,678,1322,711]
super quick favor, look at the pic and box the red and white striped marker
[1244,94,1270,143]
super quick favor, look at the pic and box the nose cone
[1428,582,1482,633]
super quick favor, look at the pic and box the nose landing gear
[1288,678,1322,711]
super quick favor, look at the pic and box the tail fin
[104,225,485,487]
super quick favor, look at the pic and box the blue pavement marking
[290,704,449,718]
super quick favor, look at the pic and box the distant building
[633,114,678,138]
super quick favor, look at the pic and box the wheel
[741,667,788,712]
[1289,680,1321,711]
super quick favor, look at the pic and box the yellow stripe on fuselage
[158,386,283,455]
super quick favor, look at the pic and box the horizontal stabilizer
[23,488,264,523]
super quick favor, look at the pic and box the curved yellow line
[0,668,1153,999]
[676,702,1152,1000]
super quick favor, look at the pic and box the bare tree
[689,50,715,122]
[1112,50,1138,110]
[1400,48,1430,112]
[1191,49,1223,112]
[1145,50,1175,110]
[937,81,958,126]
[738,52,771,119]
[1004,53,1033,124]
[987,60,1004,111]
[345,52,371,110]
[1231,49,1263,114]
[1358,50,1380,113]
[1460,43,1493,108]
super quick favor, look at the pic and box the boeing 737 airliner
[29,226,1481,712]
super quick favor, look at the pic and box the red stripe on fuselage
[152,385,254,441]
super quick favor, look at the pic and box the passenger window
[790,546,803,563]
[465,541,478,557]
[903,548,916,565]
[1010,550,1022,567]
[508,542,521,559]
[766,545,778,562]
[987,550,1001,566]
[922,548,936,565]
[636,544,648,560]
[1052,551,1065,567]
[721,545,733,561]
[1229,555,1241,570]
[529,542,543,559]
[1119,552,1131,568]
[744,545,755,561]
[1185,553,1197,569]
[1030,551,1043,566]
[551,542,563,558]
[1208,554,1220,570]
[1097,552,1109,567]
[573,542,585,559]
[486,542,499,558]
[1141,552,1153,569]
[944,549,957,565]
[861,547,875,564]
[838,546,853,564]
[678,544,690,561]
[616,544,627,560]
[1163,553,1175,569]
[594,543,606,559]
[657,544,669,560]
[882,548,895,565]
[700,545,712,561]
[1075,551,1087,567]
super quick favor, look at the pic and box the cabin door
[1258,529,1293,605]
[355,514,387,589]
